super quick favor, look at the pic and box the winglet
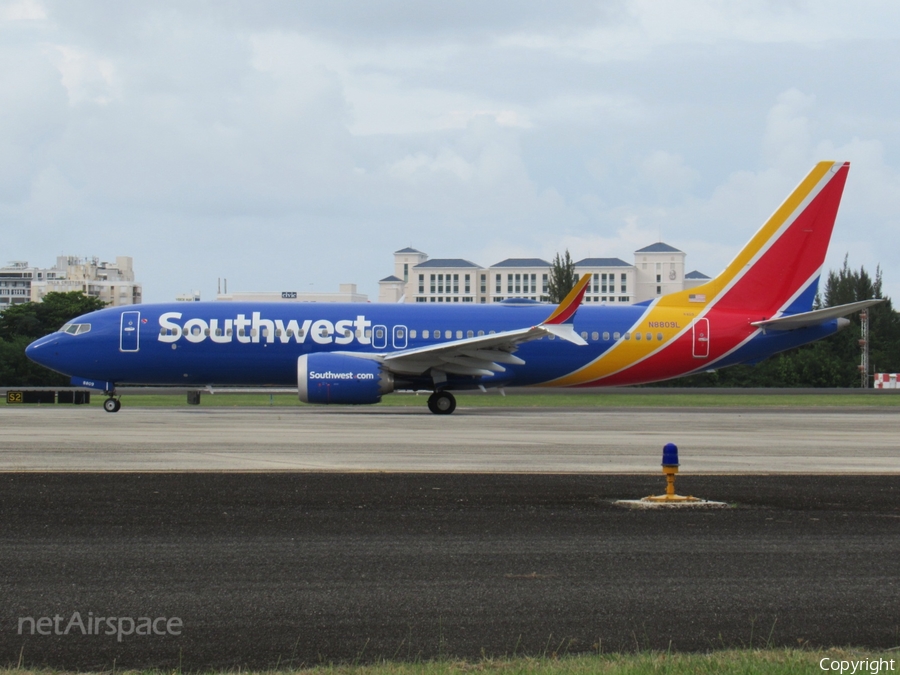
[543,274,591,325]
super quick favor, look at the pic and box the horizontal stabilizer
[540,322,587,345]
[751,299,884,331]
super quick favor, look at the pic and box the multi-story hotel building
[380,244,707,304]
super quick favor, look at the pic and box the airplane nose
[25,336,59,368]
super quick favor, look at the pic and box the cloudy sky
[2,0,900,302]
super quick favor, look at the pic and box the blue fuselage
[25,301,839,391]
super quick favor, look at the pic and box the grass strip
[3,649,898,674]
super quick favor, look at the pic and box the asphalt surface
[2,472,900,669]
[3,406,900,472]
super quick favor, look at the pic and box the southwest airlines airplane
[26,161,878,414]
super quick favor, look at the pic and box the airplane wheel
[428,391,456,415]
[103,398,120,413]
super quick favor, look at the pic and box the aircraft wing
[350,275,592,379]
[751,299,884,331]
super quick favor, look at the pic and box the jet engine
[297,353,394,405]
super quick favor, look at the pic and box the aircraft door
[692,317,709,358]
[120,311,141,352]
[372,324,387,349]
[392,325,408,349]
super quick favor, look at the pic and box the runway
[0,405,898,472]
[2,406,899,668]
[1,472,899,670]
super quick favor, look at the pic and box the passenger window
[477,330,484,336]
[422,330,429,338]
[375,328,384,338]
[456,330,462,339]
[592,331,599,341]
[657,333,664,341]
[344,330,351,338]
[204,329,210,337]
[445,330,452,339]
[646,333,652,341]
[364,329,371,338]
[635,333,641,341]
[410,330,417,339]
[581,331,588,339]
[227,329,233,336]
[624,333,630,340]
[602,332,609,341]
[275,329,282,337]
[159,328,166,336]
[467,330,473,338]
[613,332,620,340]
[489,330,496,335]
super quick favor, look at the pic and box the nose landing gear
[427,391,456,415]
[103,397,121,413]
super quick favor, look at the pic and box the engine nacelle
[297,353,394,405]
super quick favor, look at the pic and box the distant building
[633,242,687,301]
[684,270,711,290]
[487,259,549,303]
[381,243,705,304]
[0,256,142,309]
[410,258,484,303]
[575,258,634,304]
[217,283,367,303]
[176,291,202,302]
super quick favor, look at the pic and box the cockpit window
[60,323,91,335]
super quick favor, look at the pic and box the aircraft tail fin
[667,161,850,319]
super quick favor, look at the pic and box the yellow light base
[642,493,702,503]
[613,465,726,507]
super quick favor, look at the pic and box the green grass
[76,391,900,409]
[3,650,898,675]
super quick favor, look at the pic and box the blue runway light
[662,442,679,467]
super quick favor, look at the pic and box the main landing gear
[427,391,456,415]
[103,397,121,413]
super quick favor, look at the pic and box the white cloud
[48,44,117,105]
[0,0,45,21]
[640,150,700,198]
[1,2,900,302]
